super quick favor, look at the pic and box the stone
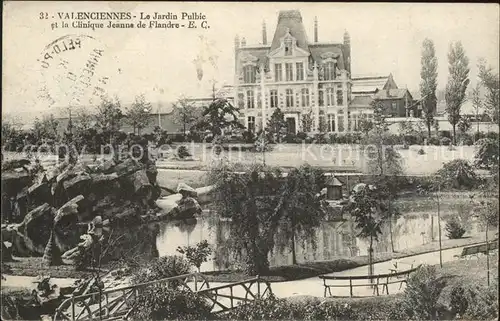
[130,170,152,194]
[27,182,52,207]
[113,158,142,177]
[54,195,84,227]
[1,171,32,198]
[63,173,91,198]
[95,158,117,174]
[42,231,62,266]
[167,197,202,220]
[17,203,56,255]
[177,183,197,198]
[2,241,13,261]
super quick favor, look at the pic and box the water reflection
[156,212,483,272]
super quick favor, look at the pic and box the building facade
[233,10,415,134]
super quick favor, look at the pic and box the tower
[343,30,351,74]
[262,21,267,45]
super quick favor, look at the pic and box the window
[336,90,343,105]
[327,114,336,132]
[243,65,256,83]
[286,89,294,107]
[296,62,304,81]
[246,90,254,109]
[248,116,255,133]
[285,38,293,56]
[318,89,324,107]
[326,87,335,106]
[274,64,282,82]
[337,115,345,132]
[301,88,310,107]
[392,102,398,114]
[270,90,278,108]
[324,61,335,80]
[285,63,294,81]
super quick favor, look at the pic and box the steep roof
[351,74,396,94]
[309,43,346,70]
[349,96,374,108]
[270,10,310,52]
[374,88,412,100]
[237,46,271,71]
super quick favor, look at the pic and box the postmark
[37,34,120,111]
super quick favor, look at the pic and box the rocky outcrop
[1,157,162,265]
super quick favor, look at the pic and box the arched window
[324,62,335,80]
[243,65,256,83]
[285,38,293,56]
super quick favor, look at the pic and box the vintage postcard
[2,2,499,321]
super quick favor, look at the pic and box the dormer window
[285,38,293,56]
[324,61,335,80]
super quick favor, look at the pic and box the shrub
[435,159,481,190]
[131,255,191,285]
[462,283,499,320]
[242,130,255,144]
[130,287,214,321]
[417,148,426,155]
[176,240,212,272]
[445,217,466,239]
[401,265,449,320]
[438,130,452,139]
[296,131,308,141]
[177,145,191,159]
[440,137,452,146]
[428,137,440,146]
[314,133,328,144]
[225,295,300,320]
[474,138,499,169]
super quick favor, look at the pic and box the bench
[319,265,421,298]
[455,240,498,259]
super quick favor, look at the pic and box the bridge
[53,272,272,321]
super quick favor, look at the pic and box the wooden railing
[319,265,421,298]
[197,276,272,314]
[53,273,273,320]
[53,272,210,321]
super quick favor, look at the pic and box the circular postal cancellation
[36,34,121,111]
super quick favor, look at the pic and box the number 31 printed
[40,12,49,19]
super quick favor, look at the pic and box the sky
[2,2,499,122]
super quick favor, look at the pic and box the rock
[177,183,197,198]
[27,182,52,207]
[145,162,158,184]
[168,197,202,220]
[113,158,142,177]
[62,173,91,198]
[54,195,84,227]
[1,159,31,171]
[42,231,62,266]
[2,241,13,261]
[1,171,32,198]
[18,203,56,255]
[95,159,117,174]
[130,169,152,195]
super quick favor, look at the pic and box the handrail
[319,265,421,281]
[197,276,265,293]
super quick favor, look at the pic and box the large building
[233,10,419,134]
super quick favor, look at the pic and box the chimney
[234,35,240,49]
[241,37,246,47]
[262,21,267,45]
[314,16,318,43]
[343,30,351,74]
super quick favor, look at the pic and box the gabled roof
[351,74,396,94]
[309,44,346,71]
[350,96,374,108]
[374,88,411,100]
[325,176,343,186]
[270,10,310,52]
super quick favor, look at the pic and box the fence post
[257,275,261,299]
[349,279,353,297]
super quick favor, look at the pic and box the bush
[435,159,481,190]
[440,137,452,146]
[242,130,255,144]
[462,283,499,320]
[130,287,214,321]
[177,145,191,159]
[401,265,449,320]
[474,138,499,169]
[417,148,426,155]
[226,295,300,320]
[131,255,192,285]
[438,130,452,139]
[445,217,466,239]
[176,240,212,272]
[428,136,440,146]
[296,131,308,141]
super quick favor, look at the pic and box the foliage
[172,98,202,139]
[434,159,480,190]
[176,240,212,272]
[444,217,466,239]
[474,138,499,170]
[301,109,314,132]
[192,98,244,138]
[445,41,470,144]
[440,137,451,146]
[177,145,191,159]
[266,108,287,143]
[225,295,300,320]
[207,163,325,275]
[418,148,426,155]
[130,287,214,321]
[125,94,152,135]
[478,58,500,123]
[254,130,273,153]
[448,283,499,320]
[471,82,483,135]
[401,265,449,320]
[457,116,471,135]
[420,38,439,138]
[131,255,191,285]
[32,114,60,142]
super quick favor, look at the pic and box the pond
[155,204,485,272]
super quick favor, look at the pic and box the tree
[207,163,325,274]
[266,108,287,143]
[457,116,471,138]
[471,83,483,137]
[95,96,124,161]
[172,98,202,140]
[32,114,60,142]
[301,109,314,133]
[474,138,499,170]
[176,240,212,272]
[445,41,470,145]
[343,183,388,278]
[478,59,500,124]
[125,94,152,135]
[192,98,244,140]
[420,38,439,139]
